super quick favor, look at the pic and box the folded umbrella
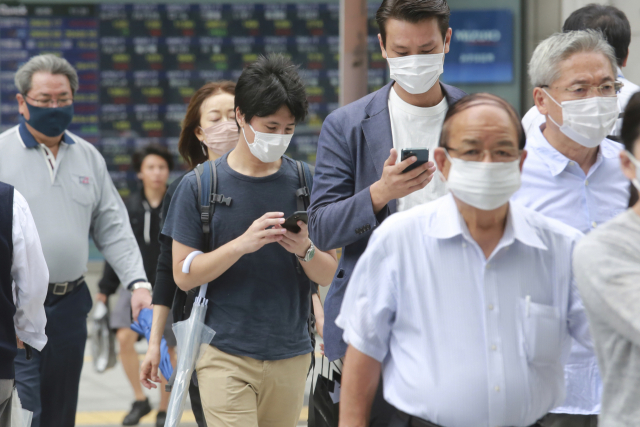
[130,308,174,382]
[165,251,216,427]
[91,300,117,373]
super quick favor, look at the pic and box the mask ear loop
[541,88,565,129]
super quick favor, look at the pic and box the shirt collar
[617,66,624,79]
[18,118,73,149]
[425,194,547,251]
[528,123,618,176]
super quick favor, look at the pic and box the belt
[48,277,84,296]
[396,410,442,427]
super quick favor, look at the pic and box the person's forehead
[554,51,615,84]
[448,104,518,145]
[141,153,168,167]
[29,72,71,92]
[385,18,442,45]
[257,105,295,123]
[201,92,234,112]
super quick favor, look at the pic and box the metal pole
[339,0,369,106]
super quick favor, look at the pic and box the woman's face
[195,92,235,139]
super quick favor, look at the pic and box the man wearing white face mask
[309,3,465,421]
[336,93,592,427]
[512,31,631,427]
[162,55,339,427]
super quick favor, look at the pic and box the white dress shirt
[521,67,640,138]
[11,189,48,351]
[336,194,591,427]
[512,124,630,414]
[388,86,449,211]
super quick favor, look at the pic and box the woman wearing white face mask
[162,55,338,427]
[572,92,640,427]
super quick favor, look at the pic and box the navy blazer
[309,81,467,361]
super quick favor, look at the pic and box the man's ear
[16,93,29,120]
[444,28,452,54]
[519,150,528,172]
[236,107,245,127]
[533,87,549,116]
[378,34,387,59]
[434,147,448,176]
[137,171,143,181]
[620,150,636,181]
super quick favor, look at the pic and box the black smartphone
[401,148,430,174]
[283,211,308,233]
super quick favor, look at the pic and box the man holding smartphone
[308,0,465,424]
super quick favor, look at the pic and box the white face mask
[627,150,640,192]
[387,44,445,95]
[445,151,522,211]
[544,89,619,148]
[242,123,293,163]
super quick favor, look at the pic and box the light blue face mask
[25,103,74,137]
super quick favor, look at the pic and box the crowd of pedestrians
[0,1,639,427]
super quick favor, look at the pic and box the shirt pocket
[70,173,96,207]
[519,298,562,366]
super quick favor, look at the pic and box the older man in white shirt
[521,5,639,137]
[512,31,630,426]
[337,93,592,427]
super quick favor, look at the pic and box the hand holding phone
[282,211,308,233]
[400,148,430,174]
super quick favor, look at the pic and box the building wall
[523,0,640,111]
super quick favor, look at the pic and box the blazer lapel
[361,82,396,213]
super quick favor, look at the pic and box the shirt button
[585,180,589,186]
[491,344,497,351]
[494,386,500,392]
[569,161,575,167]
[488,304,494,311]
[462,242,467,248]
[592,221,597,228]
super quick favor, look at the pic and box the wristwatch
[131,281,153,294]
[296,240,316,262]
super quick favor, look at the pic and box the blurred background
[0,0,638,425]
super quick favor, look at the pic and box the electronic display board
[0,3,389,196]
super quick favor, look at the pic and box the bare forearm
[173,239,244,291]
[339,345,381,427]
[148,305,170,347]
[300,249,338,286]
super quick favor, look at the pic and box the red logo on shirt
[79,176,90,185]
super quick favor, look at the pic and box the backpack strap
[295,160,311,211]
[194,160,231,252]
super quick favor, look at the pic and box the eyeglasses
[541,81,624,99]
[444,146,521,163]
[25,95,73,108]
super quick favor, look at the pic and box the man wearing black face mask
[0,54,149,427]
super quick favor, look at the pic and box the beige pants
[196,344,310,427]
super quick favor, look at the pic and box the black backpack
[170,158,318,357]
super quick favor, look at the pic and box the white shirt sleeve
[11,189,49,351]
[336,228,398,362]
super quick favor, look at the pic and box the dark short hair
[376,0,450,47]
[439,93,526,150]
[563,4,630,66]
[621,92,640,154]
[179,81,236,168]
[235,54,308,126]
[132,144,174,173]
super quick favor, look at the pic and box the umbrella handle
[182,250,209,299]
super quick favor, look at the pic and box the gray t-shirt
[573,209,640,427]
[162,154,313,360]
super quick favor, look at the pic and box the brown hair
[376,0,450,47]
[178,81,236,168]
[439,93,526,150]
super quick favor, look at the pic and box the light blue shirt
[512,124,630,414]
[336,194,592,427]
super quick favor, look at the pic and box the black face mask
[25,103,74,137]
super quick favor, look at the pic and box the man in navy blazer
[309,1,466,411]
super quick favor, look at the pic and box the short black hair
[376,0,450,47]
[439,93,526,150]
[234,54,308,125]
[132,144,174,173]
[621,92,640,154]
[563,4,630,66]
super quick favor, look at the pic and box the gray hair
[14,54,79,95]
[528,30,617,87]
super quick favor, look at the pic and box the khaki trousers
[196,344,310,427]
